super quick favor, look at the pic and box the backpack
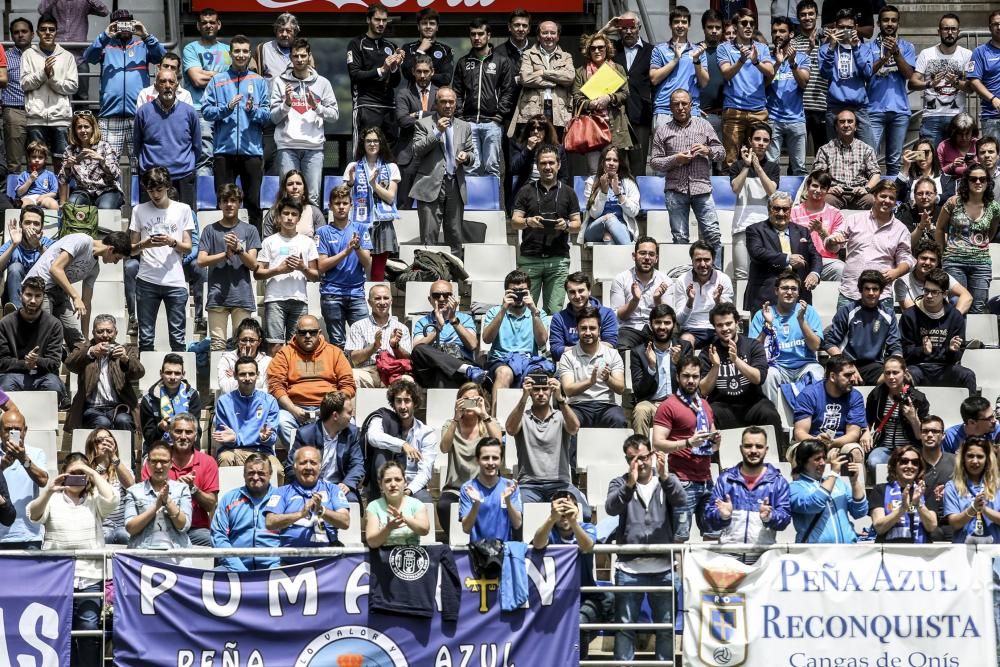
[394,249,468,290]
[59,202,98,239]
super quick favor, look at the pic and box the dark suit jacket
[285,421,364,493]
[612,39,653,129]
[394,82,438,168]
[629,338,693,403]
[744,219,822,313]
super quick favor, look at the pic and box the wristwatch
[450,318,461,327]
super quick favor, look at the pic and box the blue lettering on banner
[0,557,73,666]
[762,605,980,645]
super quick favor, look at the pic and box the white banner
[683,546,997,667]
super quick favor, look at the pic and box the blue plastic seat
[466,175,500,210]
[710,175,737,210]
[130,175,139,207]
[259,175,280,209]
[778,175,805,198]
[573,176,587,212]
[321,175,345,209]
[6,174,16,201]
[637,176,666,210]
[196,175,218,210]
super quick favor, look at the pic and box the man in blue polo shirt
[459,437,522,541]
[863,5,915,177]
[649,6,709,130]
[819,9,875,147]
[316,184,372,349]
[766,17,810,176]
[941,396,1000,454]
[717,8,775,169]
[210,453,280,571]
[967,10,1000,141]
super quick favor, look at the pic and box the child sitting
[15,141,59,209]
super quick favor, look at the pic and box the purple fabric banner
[112,547,580,667]
[0,557,74,666]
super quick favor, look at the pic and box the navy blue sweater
[134,100,201,178]
[824,303,901,364]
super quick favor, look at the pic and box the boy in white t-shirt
[128,167,195,352]
[255,197,319,354]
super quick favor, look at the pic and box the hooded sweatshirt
[267,336,356,407]
[21,43,79,126]
[900,301,966,366]
[704,463,792,546]
[548,296,619,361]
[269,68,339,151]
[202,67,271,156]
[83,31,165,118]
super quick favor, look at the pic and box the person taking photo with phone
[790,438,868,543]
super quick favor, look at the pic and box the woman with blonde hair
[58,109,123,209]
[84,427,135,544]
[570,32,632,172]
[944,436,1000,542]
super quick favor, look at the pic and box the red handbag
[563,103,612,154]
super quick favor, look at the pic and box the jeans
[822,257,845,281]
[82,405,135,431]
[73,581,102,667]
[197,117,214,177]
[665,191,722,268]
[67,189,124,210]
[673,479,714,542]
[26,125,68,159]
[215,154,263,231]
[583,213,633,245]
[264,299,308,345]
[866,444,894,481]
[767,120,808,176]
[826,105,875,149]
[320,293,369,349]
[136,278,188,352]
[184,262,206,321]
[732,230,748,280]
[919,114,954,152]
[279,403,317,447]
[571,401,628,429]
[943,260,991,314]
[104,525,129,545]
[470,121,502,178]
[42,288,84,348]
[0,372,66,406]
[763,363,825,407]
[869,110,910,177]
[518,255,570,313]
[277,148,323,206]
[613,569,673,661]
[518,480,591,521]
[3,259,27,307]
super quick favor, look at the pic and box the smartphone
[618,17,636,29]
[528,373,550,386]
[965,152,975,163]
[462,398,477,409]
[839,457,852,478]
[7,429,20,446]
[541,218,559,229]
[64,474,88,487]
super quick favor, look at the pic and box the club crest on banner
[295,625,408,667]
[388,546,429,582]
[698,566,749,666]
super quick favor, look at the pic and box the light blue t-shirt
[650,41,708,115]
[943,480,1000,543]
[718,41,774,111]
[749,304,823,370]
[414,311,476,361]
[766,51,810,123]
[967,42,1000,119]
[182,40,231,110]
[0,446,47,543]
[864,38,917,114]
[316,222,373,297]
[483,305,550,362]
[0,237,53,269]
[459,476,522,542]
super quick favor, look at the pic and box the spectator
[65,314,143,432]
[453,18,515,180]
[3,19,34,174]
[128,167,195,352]
[15,140,58,209]
[498,9,532,84]
[896,170,942,249]
[285,391,363,503]
[744,192,820,313]
[630,304,691,436]
[571,33,632,173]
[942,396,1000,454]
[700,302,785,451]
[650,89,725,253]
[813,108,881,209]
[36,0,108,81]
[316,184,372,349]
[256,199,319,354]
[0,392,17,414]
[935,164,999,314]
[790,438,868,542]
[910,14,970,150]
[344,127,398,282]
[27,452,115,667]
[401,7,452,87]
[394,55,437,210]
[670,241,734,348]
[505,375,588,511]
[651,354,721,540]
[460,436,522,541]
[865,6,915,177]
[791,354,867,467]
[820,0,875,37]
[365,379,438,503]
[607,11,653,176]
[977,136,1000,201]
[254,12,298,84]
[896,239,972,313]
[196,184,261,350]
[508,115,568,192]
[411,280,484,388]
[581,145,640,245]
[270,37,338,208]
[482,270,551,409]
[182,8,229,176]
[790,1,829,151]
[610,237,672,351]
[605,434,684,663]
[509,20,575,137]
[83,11,164,171]
[140,414,219,546]
[558,306,627,428]
[649,6,709,131]
[549,271,619,361]
[138,354,203,453]
[0,277,65,403]
[260,170,326,238]
[439,383,501,536]
[216,318,271,394]
[967,11,1000,141]
[919,415,955,541]
[268,314,356,447]
[84,428,134,545]
[818,10,874,146]
[731,124,781,281]
[346,284,411,390]
[347,3,401,149]
[213,357,281,476]
[0,409,48,549]
[366,460,431,548]
[943,436,1000,543]
[749,271,825,409]
[202,35,270,232]
[58,109,122,209]
[900,269,976,395]
[133,69,201,211]
[211,453,279,571]
[135,52,191,109]
[863,356,929,477]
[765,16,810,176]
[21,13,78,173]
[697,10,727,150]
[705,426,792,555]
[825,182,913,310]
[824,270,902,383]
[123,440,192,552]
[512,144,581,311]
[790,170,845,281]
[937,112,978,197]
[0,207,52,309]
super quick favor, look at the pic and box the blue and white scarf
[676,389,713,456]
[351,159,399,227]
[881,481,927,543]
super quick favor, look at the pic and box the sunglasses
[73,109,95,117]
[738,20,755,26]
[899,457,920,464]
[968,175,988,184]
[296,328,320,336]
[920,428,943,434]
[590,45,607,51]
[431,292,453,299]
[37,26,56,33]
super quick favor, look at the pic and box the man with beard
[0,277,65,404]
[863,6,915,177]
[895,239,972,313]
[630,304,690,436]
[670,241,733,348]
[211,454,280,571]
[609,237,672,351]
[365,379,438,503]
[347,3,402,149]
[558,307,627,429]
[790,354,867,468]
[909,14,971,150]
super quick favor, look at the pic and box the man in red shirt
[142,412,219,545]
[651,355,720,541]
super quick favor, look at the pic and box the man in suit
[744,192,821,313]
[284,390,364,502]
[411,86,478,259]
[606,11,653,176]
[394,55,437,210]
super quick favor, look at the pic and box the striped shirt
[2,46,25,108]
[649,116,725,196]
[813,137,880,189]
[791,32,827,113]
[345,315,412,368]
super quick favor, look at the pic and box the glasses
[973,414,997,423]
[899,457,921,464]
[590,45,607,51]
[923,288,944,296]
[777,285,799,291]
[968,175,988,184]
[238,337,260,344]
[37,26,56,33]
[431,292,453,299]
[73,110,95,117]
[296,328,320,336]
[771,206,791,212]
[920,428,943,434]
[628,454,651,462]
[148,459,171,467]
[364,139,380,145]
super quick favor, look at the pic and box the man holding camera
[818,10,875,147]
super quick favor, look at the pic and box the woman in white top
[344,126,400,281]
[84,427,135,544]
[730,122,779,280]
[28,452,117,667]
[217,318,272,393]
[581,145,640,245]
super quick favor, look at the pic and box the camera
[512,288,528,305]
[115,20,134,33]
[899,388,911,402]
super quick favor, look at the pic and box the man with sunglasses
[941,397,1000,454]
[717,8,774,169]
[21,13,77,174]
[917,415,955,541]
[410,280,484,388]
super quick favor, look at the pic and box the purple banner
[0,557,74,666]
[112,547,580,666]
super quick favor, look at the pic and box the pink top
[790,202,845,260]
[938,137,977,177]
[832,211,915,300]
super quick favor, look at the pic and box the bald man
[410,280,485,388]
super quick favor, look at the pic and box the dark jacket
[285,420,365,494]
[629,338,693,403]
[139,381,203,453]
[346,34,401,108]
[0,310,63,375]
[452,47,517,124]
[64,339,144,430]
[698,334,770,405]
[401,40,454,87]
[744,219,822,313]
[509,141,569,193]
[393,81,438,167]
[612,38,653,128]
[864,383,929,446]
[824,303,901,365]
[900,303,967,366]
[605,472,686,560]
[0,471,14,526]
[548,296,619,361]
